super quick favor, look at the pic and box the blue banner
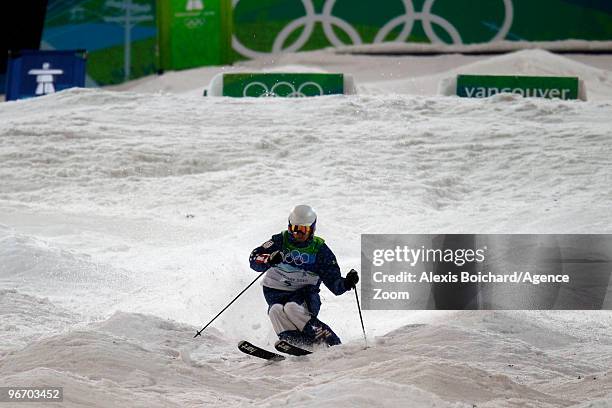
[5,50,87,101]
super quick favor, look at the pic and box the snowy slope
[112,49,612,99]
[1,295,610,407]
[365,49,612,99]
[0,50,611,407]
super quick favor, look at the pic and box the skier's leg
[274,302,312,347]
[268,303,298,334]
[283,302,311,331]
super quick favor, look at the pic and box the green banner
[232,0,612,59]
[221,73,345,97]
[456,75,580,100]
[158,0,232,70]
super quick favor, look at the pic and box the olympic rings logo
[283,250,315,266]
[185,18,204,29]
[232,0,514,58]
[242,81,324,97]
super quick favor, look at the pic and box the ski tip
[238,340,286,361]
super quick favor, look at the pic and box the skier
[249,205,359,347]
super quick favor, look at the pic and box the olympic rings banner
[232,0,612,59]
[210,73,347,97]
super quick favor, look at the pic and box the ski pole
[194,271,265,338]
[351,269,368,348]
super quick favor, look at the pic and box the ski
[238,340,285,361]
[274,340,312,356]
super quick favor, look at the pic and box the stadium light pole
[104,0,153,81]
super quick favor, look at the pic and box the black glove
[268,250,283,266]
[344,269,359,290]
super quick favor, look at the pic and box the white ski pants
[268,302,311,334]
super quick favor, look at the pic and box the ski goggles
[288,224,312,236]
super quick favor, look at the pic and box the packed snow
[1,49,611,407]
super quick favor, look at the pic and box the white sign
[28,62,64,95]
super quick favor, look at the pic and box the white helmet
[288,204,317,233]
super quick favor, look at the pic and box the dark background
[1,1,48,94]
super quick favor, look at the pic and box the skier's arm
[317,245,349,296]
[249,235,283,272]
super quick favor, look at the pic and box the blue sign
[5,50,87,101]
